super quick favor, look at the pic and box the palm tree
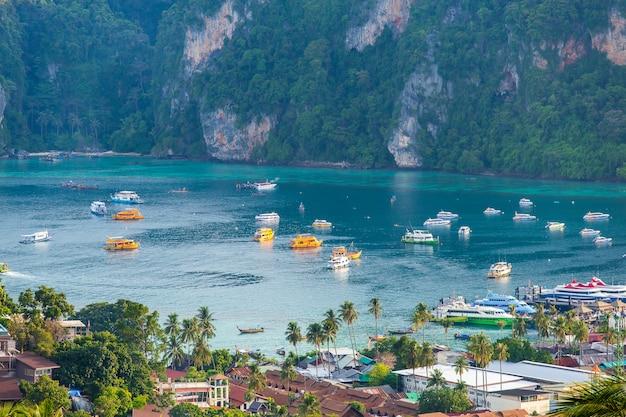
[571,320,589,366]
[602,326,618,364]
[426,368,446,388]
[551,315,570,360]
[164,313,181,338]
[534,304,550,345]
[468,333,493,407]
[513,316,527,339]
[441,318,453,346]
[164,335,185,369]
[322,309,341,362]
[306,322,324,378]
[418,341,435,376]
[297,392,321,417]
[497,320,506,336]
[402,339,421,392]
[508,304,516,335]
[32,399,63,417]
[414,302,430,342]
[494,342,509,391]
[246,362,267,401]
[280,361,298,392]
[192,339,212,370]
[339,301,359,359]
[453,355,469,384]
[196,306,216,342]
[286,322,302,363]
[368,298,383,358]
[181,317,200,363]
[551,373,626,416]
[0,402,29,417]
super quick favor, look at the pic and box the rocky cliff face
[592,8,626,65]
[0,82,5,126]
[346,0,416,51]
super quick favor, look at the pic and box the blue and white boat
[111,190,143,204]
[90,201,107,215]
[436,210,459,220]
[513,212,536,221]
[423,218,451,227]
[472,291,536,315]
[519,198,534,207]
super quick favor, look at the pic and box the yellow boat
[331,244,362,260]
[253,227,274,242]
[312,219,332,228]
[289,234,322,249]
[112,208,144,220]
[104,236,140,250]
[0,262,10,273]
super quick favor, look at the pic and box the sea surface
[2,157,626,356]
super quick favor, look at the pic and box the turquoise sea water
[2,157,626,355]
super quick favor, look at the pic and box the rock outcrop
[346,0,416,51]
[0,83,5,126]
[592,8,626,66]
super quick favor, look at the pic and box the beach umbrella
[611,300,626,309]
[572,305,592,314]
[590,301,611,311]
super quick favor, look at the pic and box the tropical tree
[297,392,321,417]
[322,309,340,363]
[246,363,267,401]
[418,341,435,376]
[426,368,446,388]
[453,355,469,384]
[181,317,200,364]
[551,373,626,416]
[164,335,185,369]
[571,320,589,365]
[368,298,383,358]
[497,320,506,336]
[551,315,570,360]
[0,402,29,417]
[285,322,302,362]
[196,306,216,342]
[19,375,71,410]
[280,361,298,392]
[413,302,430,342]
[164,313,181,338]
[402,339,421,392]
[339,301,359,359]
[441,318,453,345]
[192,340,212,370]
[513,316,527,339]
[468,333,493,407]
[534,304,550,344]
[306,323,325,378]
[494,342,509,391]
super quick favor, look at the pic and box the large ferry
[289,234,322,249]
[401,229,439,245]
[528,277,626,305]
[111,190,143,204]
[434,296,515,326]
[472,291,536,315]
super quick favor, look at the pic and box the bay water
[2,157,626,355]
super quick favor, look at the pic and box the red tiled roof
[553,357,580,368]
[14,352,59,369]
[131,403,172,417]
[0,377,22,401]
[165,369,186,381]
[230,383,247,407]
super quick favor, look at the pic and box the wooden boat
[253,227,274,242]
[170,187,188,193]
[488,261,512,278]
[331,244,362,260]
[368,334,387,341]
[104,236,140,251]
[312,219,333,228]
[0,263,10,273]
[112,208,144,220]
[20,230,51,244]
[289,234,322,249]
[387,328,414,335]
[237,326,264,334]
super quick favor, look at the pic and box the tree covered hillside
[2,0,626,180]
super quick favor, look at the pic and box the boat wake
[2,271,37,280]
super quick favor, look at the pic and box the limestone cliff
[592,8,626,65]
[346,0,416,51]
[0,83,5,127]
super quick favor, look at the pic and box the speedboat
[255,212,280,222]
[594,236,613,246]
[312,219,333,228]
[253,227,274,242]
[519,198,534,207]
[580,228,601,237]
[513,212,536,221]
[289,234,322,249]
[253,181,277,191]
[299,202,305,212]
[545,221,565,231]
[0,262,9,273]
[20,230,51,244]
[458,226,471,236]
[111,191,143,204]
[104,236,139,250]
[423,218,451,227]
[434,296,515,326]
[583,212,610,221]
[472,291,536,315]
[112,208,144,220]
[487,261,512,278]
[90,201,107,215]
[401,228,439,245]
[436,210,459,220]
[331,244,362,260]
[483,207,503,215]
[328,254,350,269]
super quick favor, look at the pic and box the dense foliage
[2,0,626,179]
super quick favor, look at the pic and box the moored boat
[0,262,10,273]
[90,201,107,215]
[583,212,610,221]
[434,296,515,326]
[331,243,362,260]
[387,328,414,335]
[436,210,459,220]
[513,212,536,221]
[255,212,280,222]
[519,198,534,207]
[483,207,503,215]
[593,236,613,246]
[104,236,140,250]
[253,227,274,242]
[112,208,144,220]
[423,218,451,227]
[289,234,322,249]
[545,221,565,231]
[299,202,305,212]
[20,230,51,244]
[328,254,350,269]
[111,190,143,204]
[237,326,264,334]
[253,181,277,191]
[487,261,512,278]
[401,228,439,245]
[472,291,536,315]
[458,226,471,236]
[580,228,601,237]
[312,219,333,228]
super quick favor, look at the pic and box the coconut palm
[402,339,421,392]
[164,313,181,338]
[339,301,359,359]
[441,318,453,345]
[468,333,493,407]
[322,309,341,361]
[551,315,570,360]
[426,368,446,388]
[414,302,431,342]
[534,304,550,344]
[181,317,200,363]
[453,355,469,383]
[513,316,527,339]
[551,373,626,416]
[297,392,321,417]
[286,322,302,362]
[419,341,435,376]
[0,402,29,417]
[306,322,325,378]
[246,362,267,401]
[602,326,618,363]
[571,320,589,366]
[196,306,216,342]
[494,342,509,391]
[280,361,298,392]
[496,320,506,336]
[164,335,185,369]
[508,304,516,335]
[368,298,383,358]
[192,339,212,370]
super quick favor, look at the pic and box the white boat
[299,202,305,212]
[312,219,332,228]
[90,201,107,215]
[512,212,536,221]
[594,236,613,246]
[583,212,610,221]
[20,230,51,244]
[519,198,534,207]
[328,254,350,269]
[434,296,515,326]
[253,181,277,191]
[423,218,451,227]
[255,212,280,222]
[579,228,600,237]
[472,291,536,315]
[111,190,143,204]
[436,210,459,220]
[458,226,471,236]
[483,207,502,215]
[401,228,439,245]
[537,277,626,303]
[487,261,512,278]
[545,221,565,231]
